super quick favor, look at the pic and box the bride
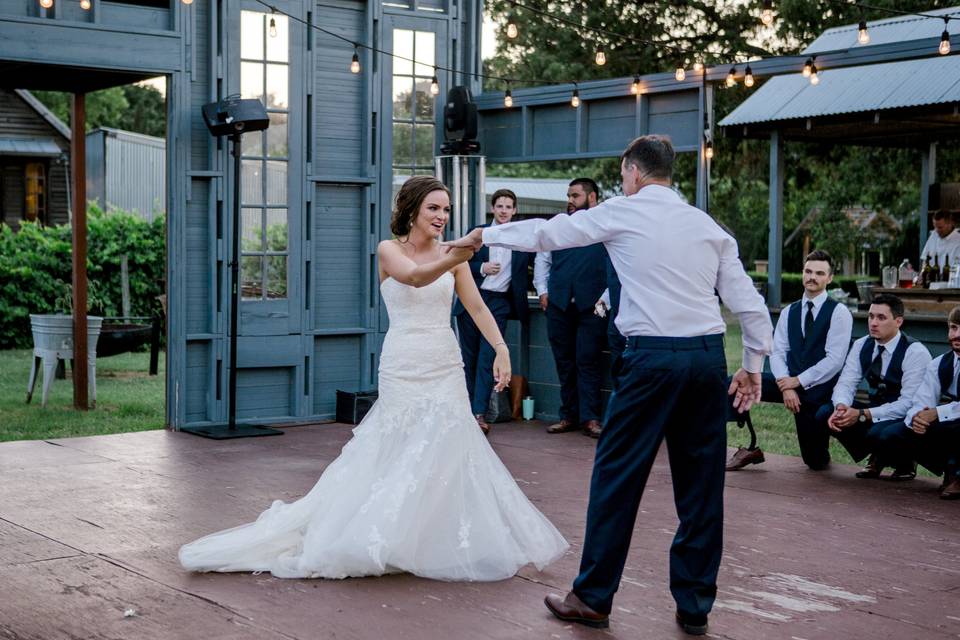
[179,176,568,581]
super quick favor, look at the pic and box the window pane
[265,14,288,63]
[241,131,263,157]
[241,12,264,60]
[267,112,288,158]
[265,255,288,299]
[414,124,434,165]
[392,123,413,166]
[241,256,264,300]
[393,29,413,75]
[242,208,264,252]
[414,78,434,120]
[266,209,288,251]
[241,62,264,103]
[392,76,413,120]
[266,63,288,109]
[241,160,263,205]
[265,161,287,205]
[414,31,435,76]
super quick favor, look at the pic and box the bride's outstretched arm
[453,264,512,392]
[377,240,473,288]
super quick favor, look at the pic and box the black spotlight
[440,86,480,154]
[183,96,282,440]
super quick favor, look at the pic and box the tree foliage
[31,83,166,137]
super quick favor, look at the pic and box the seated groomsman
[818,293,931,477]
[454,188,533,435]
[727,250,853,471]
[884,307,960,499]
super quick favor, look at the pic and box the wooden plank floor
[1,422,958,639]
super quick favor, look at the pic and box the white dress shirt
[769,290,853,390]
[533,251,551,297]
[482,184,773,372]
[920,229,960,268]
[906,352,960,426]
[831,332,931,422]
[480,221,512,293]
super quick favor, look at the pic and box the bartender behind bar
[921,209,960,273]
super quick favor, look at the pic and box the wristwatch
[858,409,867,423]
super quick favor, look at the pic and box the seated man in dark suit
[454,188,533,435]
[884,306,960,499]
[818,293,931,478]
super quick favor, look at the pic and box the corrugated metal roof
[719,55,960,127]
[0,138,63,156]
[805,7,960,54]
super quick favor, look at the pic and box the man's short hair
[568,178,599,198]
[933,209,953,221]
[490,188,517,209]
[620,135,674,181]
[948,305,960,326]
[872,293,904,318]
[804,249,834,273]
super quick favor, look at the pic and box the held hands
[728,368,762,412]
[911,407,938,434]
[442,227,484,253]
[827,403,857,432]
[492,344,512,393]
[782,388,801,414]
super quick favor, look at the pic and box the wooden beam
[71,93,89,410]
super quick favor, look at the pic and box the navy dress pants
[572,335,727,620]
[546,301,607,423]
[871,417,960,475]
[456,294,511,416]
[812,402,903,464]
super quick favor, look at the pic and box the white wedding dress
[179,271,568,580]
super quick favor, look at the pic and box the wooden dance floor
[1,421,957,639]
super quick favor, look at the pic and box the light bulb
[941,29,951,55]
[693,60,704,72]
[571,89,580,108]
[726,67,736,87]
[181,0,192,4]
[630,74,640,95]
[39,0,53,8]
[802,58,813,77]
[595,46,606,66]
[430,75,439,96]
[504,89,513,108]
[810,66,820,85]
[705,140,714,160]
[506,21,518,39]
[744,65,754,87]
[675,66,685,82]
[350,52,360,74]
[858,20,869,45]
[80,0,90,8]
[269,17,277,38]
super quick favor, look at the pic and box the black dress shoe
[888,462,917,481]
[676,611,708,636]
[855,455,883,479]
[544,592,609,629]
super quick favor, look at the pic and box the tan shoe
[582,419,602,439]
[726,447,764,471]
[546,419,579,434]
[543,592,609,629]
[940,477,960,500]
[475,414,490,436]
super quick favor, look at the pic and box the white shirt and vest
[907,351,960,425]
[920,229,960,268]
[769,289,853,389]
[831,332,931,423]
[482,184,773,371]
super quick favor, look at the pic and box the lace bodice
[380,272,455,331]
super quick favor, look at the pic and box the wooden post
[71,93,89,410]
[919,142,937,259]
[767,130,784,308]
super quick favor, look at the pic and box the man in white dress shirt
[727,250,853,471]
[885,307,960,499]
[445,135,772,636]
[816,293,931,479]
[920,210,960,270]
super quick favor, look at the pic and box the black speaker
[441,86,480,154]
[336,389,379,424]
[201,96,269,137]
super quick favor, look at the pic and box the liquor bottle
[943,255,951,284]
[921,256,933,288]
[933,255,941,283]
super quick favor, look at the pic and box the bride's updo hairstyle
[391,175,451,237]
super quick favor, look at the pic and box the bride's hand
[492,345,511,392]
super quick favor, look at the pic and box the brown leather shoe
[546,419,579,434]
[855,454,883,479]
[726,447,764,471]
[676,611,708,636]
[543,592,609,629]
[475,414,490,436]
[888,461,917,481]
[940,477,960,500]
[582,419,602,439]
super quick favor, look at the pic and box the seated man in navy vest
[532,178,609,439]
[727,250,853,471]
[454,188,533,435]
[818,293,931,478]
[884,306,960,499]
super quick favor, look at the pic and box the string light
[693,60,704,72]
[504,87,513,108]
[39,0,53,7]
[809,62,820,85]
[725,66,737,87]
[595,45,606,66]
[761,0,774,26]
[704,138,714,160]
[430,70,440,96]
[630,74,641,95]
[802,57,813,77]
[857,19,870,45]
[506,16,519,39]
[940,19,952,55]
[80,0,90,8]
[744,65,755,87]
[675,64,686,81]
[350,47,360,74]
[269,16,277,38]
[571,86,580,108]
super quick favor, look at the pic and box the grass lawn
[0,349,165,443]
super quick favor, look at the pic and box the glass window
[240,10,290,301]
[392,28,437,192]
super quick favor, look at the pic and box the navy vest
[548,242,608,312]
[858,335,913,407]
[786,297,839,381]
[938,353,958,402]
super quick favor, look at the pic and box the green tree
[31,83,165,137]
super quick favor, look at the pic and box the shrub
[0,205,165,348]
[748,271,863,304]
